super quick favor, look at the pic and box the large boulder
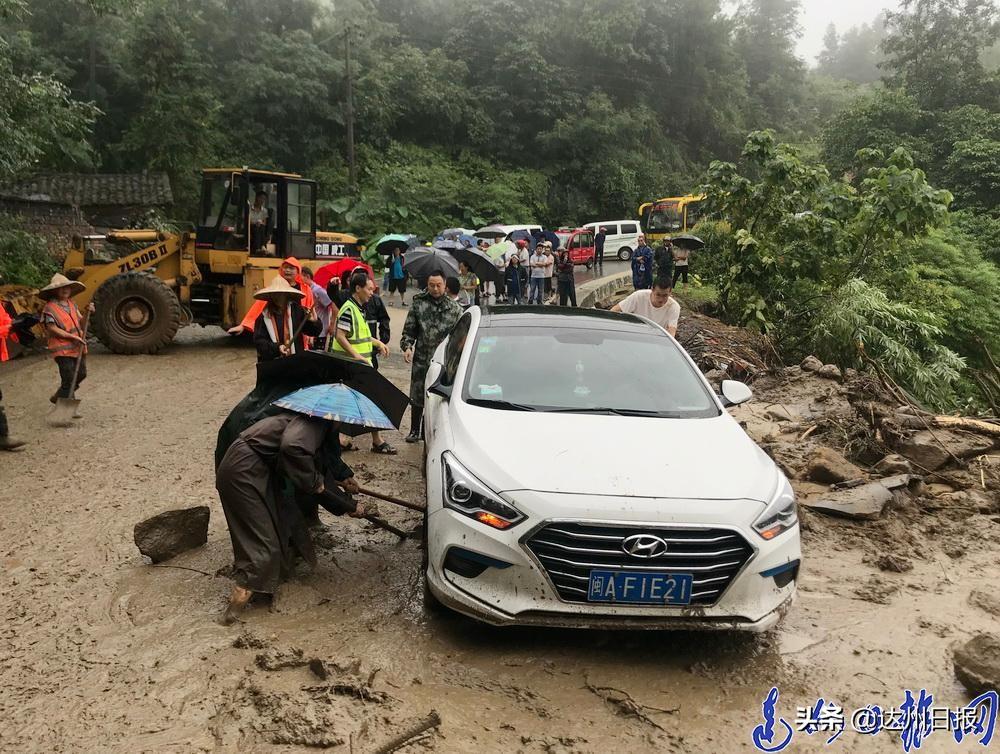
[874,454,914,476]
[816,364,843,381]
[806,447,865,484]
[801,355,823,372]
[895,430,994,471]
[954,634,1000,696]
[134,506,210,563]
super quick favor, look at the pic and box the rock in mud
[133,506,209,563]
[875,454,914,475]
[766,405,795,422]
[953,634,1000,696]
[894,430,994,471]
[801,355,823,372]
[803,475,914,520]
[854,575,900,605]
[817,364,843,381]
[876,554,913,573]
[969,590,1000,617]
[806,447,864,484]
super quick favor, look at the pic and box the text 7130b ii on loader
[63,167,352,354]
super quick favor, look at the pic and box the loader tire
[93,272,181,355]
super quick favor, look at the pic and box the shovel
[49,313,90,427]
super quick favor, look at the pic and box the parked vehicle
[583,220,643,261]
[420,306,801,631]
[637,195,705,246]
[474,224,543,244]
[554,228,596,267]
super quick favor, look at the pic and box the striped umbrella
[273,383,395,436]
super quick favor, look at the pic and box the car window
[603,224,619,235]
[620,222,638,234]
[579,232,593,246]
[441,313,472,387]
[569,234,581,249]
[463,326,719,418]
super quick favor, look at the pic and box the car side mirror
[428,376,452,401]
[720,380,753,407]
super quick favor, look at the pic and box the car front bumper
[426,493,801,632]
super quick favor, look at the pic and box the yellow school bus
[638,195,705,244]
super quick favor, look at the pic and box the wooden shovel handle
[356,485,425,512]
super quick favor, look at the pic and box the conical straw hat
[253,274,306,301]
[38,273,86,300]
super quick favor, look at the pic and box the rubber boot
[0,407,24,451]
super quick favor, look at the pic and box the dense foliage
[2,0,999,411]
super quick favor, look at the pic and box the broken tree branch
[369,710,441,754]
[584,679,678,730]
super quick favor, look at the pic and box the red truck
[554,228,596,268]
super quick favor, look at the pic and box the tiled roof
[0,172,173,207]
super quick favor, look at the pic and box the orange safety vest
[43,301,86,359]
[0,305,11,362]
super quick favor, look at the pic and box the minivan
[583,220,643,262]
[554,228,596,267]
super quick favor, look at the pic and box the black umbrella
[432,239,464,253]
[215,351,410,466]
[671,234,705,250]
[256,351,409,428]
[403,247,461,278]
[449,246,501,283]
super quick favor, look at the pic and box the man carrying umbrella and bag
[215,383,396,624]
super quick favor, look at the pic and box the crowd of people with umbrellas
[212,224,702,623]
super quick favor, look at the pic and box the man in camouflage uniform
[400,271,462,442]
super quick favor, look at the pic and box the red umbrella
[314,259,374,289]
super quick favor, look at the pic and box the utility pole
[88,12,97,103]
[344,26,357,193]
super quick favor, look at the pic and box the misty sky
[797,0,899,62]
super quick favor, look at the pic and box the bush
[0,217,57,287]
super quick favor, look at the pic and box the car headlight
[752,474,798,541]
[442,452,526,530]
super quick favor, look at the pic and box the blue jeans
[529,278,544,304]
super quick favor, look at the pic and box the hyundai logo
[622,534,669,559]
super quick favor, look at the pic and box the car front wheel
[617,247,632,261]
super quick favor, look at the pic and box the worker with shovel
[0,303,24,450]
[39,274,94,406]
[215,383,398,625]
[251,275,322,361]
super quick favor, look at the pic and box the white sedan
[421,306,800,631]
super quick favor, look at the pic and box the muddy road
[1,323,997,753]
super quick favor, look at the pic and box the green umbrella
[485,240,515,260]
[371,234,413,255]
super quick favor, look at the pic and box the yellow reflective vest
[328,297,373,364]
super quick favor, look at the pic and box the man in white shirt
[610,278,680,336]
[528,247,550,304]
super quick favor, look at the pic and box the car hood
[449,404,780,502]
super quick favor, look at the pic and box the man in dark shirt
[594,227,606,269]
[555,248,577,307]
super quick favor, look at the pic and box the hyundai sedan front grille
[525,522,755,606]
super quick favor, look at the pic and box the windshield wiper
[466,398,538,412]
[545,407,679,417]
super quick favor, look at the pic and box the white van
[583,220,643,261]
[474,224,543,243]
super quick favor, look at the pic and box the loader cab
[196,169,317,258]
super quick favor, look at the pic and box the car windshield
[555,232,572,246]
[647,203,683,232]
[462,326,720,418]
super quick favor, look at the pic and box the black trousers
[557,280,577,307]
[55,355,86,398]
[672,266,689,286]
[0,388,8,438]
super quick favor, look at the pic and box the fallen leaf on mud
[233,630,269,649]
[256,646,308,670]
[853,575,900,605]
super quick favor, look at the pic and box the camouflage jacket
[400,291,462,366]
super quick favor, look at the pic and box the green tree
[881,0,1000,111]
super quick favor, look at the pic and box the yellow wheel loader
[61,168,361,354]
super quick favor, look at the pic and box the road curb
[576,271,633,308]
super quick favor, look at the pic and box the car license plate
[587,570,694,605]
